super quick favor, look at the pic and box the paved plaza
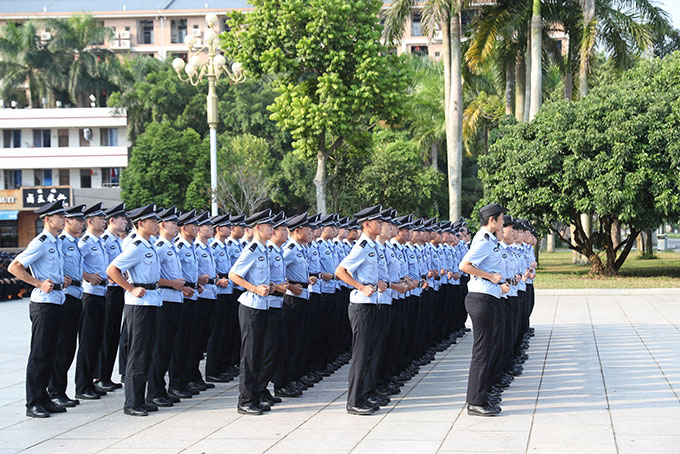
[1,291,679,454]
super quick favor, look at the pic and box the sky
[659,0,680,29]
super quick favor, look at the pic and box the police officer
[225,214,247,374]
[97,203,127,391]
[48,204,86,408]
[335,204,388,415]
[459,203,510,416]
[107,204,162,416]
[228,209,275,415]
[75,202,110,400]
[147,207,187,407]
[9,200,69,418]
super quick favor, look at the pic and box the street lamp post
[172,13,245,216]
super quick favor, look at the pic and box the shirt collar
[195,238,209,249]
[252,239,266,252]
[267,240,282,252]
[358,233,375,248]
[61,231,77,242]
[176,235,194,248]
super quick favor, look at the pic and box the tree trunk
[523,25,531,122]
[580,0,595,99]
[645,229,653,255]
[505,60,515,115]
[528,0,542,120]
[313,141,329,215]
[579,213,591,265]
[447,9,464,220]
[611,219,621,249]
[564,31,574,100]
[547,231,555,252]
[430,142,439,171]
[515,55,526,122]
[571,225,580,264]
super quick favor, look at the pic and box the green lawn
[534,251,680,289]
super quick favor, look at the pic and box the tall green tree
[0,21,65,107]
[222,0,408,215]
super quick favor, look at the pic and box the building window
[411,12,423,36]
[100,128,118,146]
[4,170,22,189]
[461,10,478,31]
[138,20,154,44]
[34,169,52,186]
[58,169,69,186]
[171,19,187,44]
[219,16,230,33]
[411,45,429,57]
[58,129,69,147]
[80,169,92,188]
[0,221,18,247]
[3,130,21,148]
[435,51,441,58]
[32,129,51,148]
[79,128,91,147]
[102,167,121,187]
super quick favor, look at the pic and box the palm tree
[47,15,118,106]
[0,21,65,107]
[529,0,542,119]
[383,0,469,220]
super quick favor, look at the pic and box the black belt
[185,281,197,289]
[52,283,65,290]
[68,280,81,287]
[309,273,319,278]
[159,285,178,290]
[272,290,284,297]
[206,278,215,285]
[217,273,229,279]
[132,283,159,290]
[288,281,308,286]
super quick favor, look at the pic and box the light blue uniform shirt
[316,239,337,294]
[211,238,233,295]
[499,243,517,298]
[284,239,310,300]
[267,241,285,309]
[121,230,138,250]
[60,231,83,299]
[101,230,123,288]
[226,237,244,291]
[306,241,322,294]
[79,232,108,296]
[155,237,183,303]
[338,233,379,305]
[384,241,403,300]
[404,243,422,297]
[390,240,409,298]
[375,241,392,305]
[175,236,199,301]
[232,240,270,310]
[462,227,504,299]
[16,230,65,304]
[110,236,161,307]
[195,239,217,300]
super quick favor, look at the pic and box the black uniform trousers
[314,292,335,370]
[123,304,157,409]
[303,292,320,374]
[48,294,81,399]
[271,306,290,390]
[347,302,376,407]
[282,295,305,384]
[338,287,352,352]
[364,303,390,394]
[257,307,280,398]
[169,298,195,392]
[227,290,243,367]
[75,293,105,394]
[206,294,230,377]
[238,304,267,406]
[458,275,471,329]
[381,299,401,381]
[490,298,506,385]
[98,285,124,382]
[465,292,499,407]
[27,301,63,408]
[186,297,215,383]
[118,317,128,376]
[147,300,181,399]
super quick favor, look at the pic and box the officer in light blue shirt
[107,204,161,416]
[75,202,110,400]
[228,209,275,415]
[49,204,85,408]
[9,200,68,417]
[336,205,388,415]
[459,203,511,417]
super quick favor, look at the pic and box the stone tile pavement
[0,292,679,453]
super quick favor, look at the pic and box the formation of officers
[9,199,537,418]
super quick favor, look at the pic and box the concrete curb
[535,288,680,296]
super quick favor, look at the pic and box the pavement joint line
[645,295,680,335]
[586,296,620,454]
[434,337,470,453]
[524,295,559,454]
[615,296,680,404]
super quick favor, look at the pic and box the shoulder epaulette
[248,243,257,252]
[38,234,47,242]
[268,245,273,251]
[177,241,185,249]
[59,234,66,241]
[287,243,295,250]
[131,232,137,238]
[133,239,142,246]
[317,239,323,243]
[155,239,164,247]
[102,233,109,241]
[211,242,219,249]
[80,235,90,243]
[483,233,490,240]
[359,240,367,248]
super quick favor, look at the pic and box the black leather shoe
[206,375,229,383]
[147,396,174,407]
[165,393,181,403]
[185,384,201,395]
[198,379,215,389]
[258,401,272,412]
[75,391,101,400]
[188,381,207,392]
[44,400,67,413]
[346,404,376,415]
[467,404,501,416]
[101,379,123,389]
[26,405,50,418]
[94,381,115,393]
[237,404,263,415]
[168,388,192,399]
[275,387,301,398]
[123,406,148,416]
[92,386,108,396]
[263,390,282,404]
[51,396,77,408]
[143,402,159,412]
